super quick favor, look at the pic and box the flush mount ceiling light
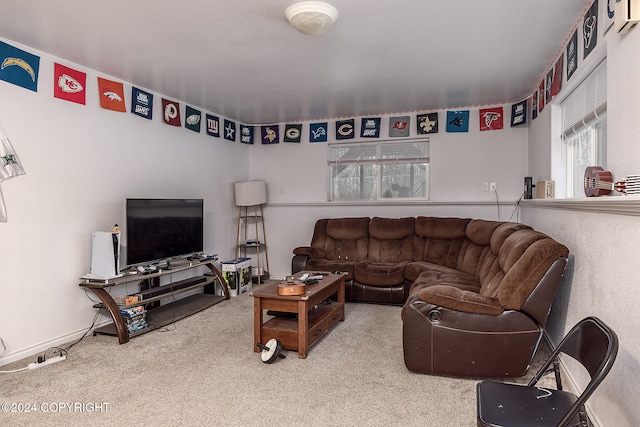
[285,1,339,35]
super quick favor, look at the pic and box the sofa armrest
[293,246,324,259]
[291,254,309,274]
[417,285,504,315]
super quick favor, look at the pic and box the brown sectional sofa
[292,216,569,378]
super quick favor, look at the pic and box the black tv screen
[125,198,204,266]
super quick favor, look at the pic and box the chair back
[532,316,618,426]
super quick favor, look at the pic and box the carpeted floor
[0,290,553,426]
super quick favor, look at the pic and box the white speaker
[90,231,122,279]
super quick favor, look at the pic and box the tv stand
[79,259,229,344]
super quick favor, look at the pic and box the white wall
[0,43,249,364]
[524,25,640,427]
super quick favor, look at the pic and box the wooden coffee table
[250,272,345,358]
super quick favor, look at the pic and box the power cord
[0,307,100,374]
[508,192,525,222]
[493,187,501,221]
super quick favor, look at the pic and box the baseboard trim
[0,319,112,367]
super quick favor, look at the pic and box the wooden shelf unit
[80,259,229,344]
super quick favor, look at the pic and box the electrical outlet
[489,182,497,191]
[482,182,489,191]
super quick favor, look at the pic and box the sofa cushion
[354,260,408,286]
[413,217,471,268]
[323,217,370,262]
[417,285,504,315]
[367,217,415,262]
[410,268,481,295]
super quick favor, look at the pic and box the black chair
[476,316,618,427]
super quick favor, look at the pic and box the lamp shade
[234,180,267,206]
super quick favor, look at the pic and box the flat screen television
[125,198,204,266]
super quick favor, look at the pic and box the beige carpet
[0,291,553,426]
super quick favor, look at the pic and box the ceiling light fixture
[285,1,338,35]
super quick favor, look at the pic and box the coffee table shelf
[262,302,343,351]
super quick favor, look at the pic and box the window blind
[561,59,607,138]
[328,139,429,166]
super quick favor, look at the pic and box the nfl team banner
[446,110,469,133]
[335,119,354,140]
[131,87,153,120]
[566,29,578,81]
[389,116,410,137]
[0,40,40,92]
[224,119,236,141]
[98,77,126,112]
[284,124,302,143]
[417,113,438,134]
[511,100,527,127]
[185,106,201,133]
[54,63,86,105]
[309,122,328,143]
[360,118,380,138]
[206,114,220,137]
[583,1,598,59]
[551,55,563,97]
[479,107,504,131]
[241,125,254,144]
[538,80,545,112]
[261,125,279,144]
[162,98,181,126]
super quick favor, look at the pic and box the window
[328,139,429,201]
[562,60,607,198]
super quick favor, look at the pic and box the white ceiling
[0,0,591,125]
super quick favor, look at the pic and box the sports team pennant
[532,91,538,120]
[240,125,254,144]
[131,87,153,120]
[360,118,381,138]
[336,119,355,140]
[185,106,201,133]
[309,122,328,143]
[98,77,126,112]
[0,126,25,182]
[54,63,86,105]
[545,69,553,103]
[389,116,410,138]
[510,100,527,127]
[0,41,40,92]
[224,119,236,141]
[479,107,504,131]
[284,124,302,143]
[538,80,545,112]
[162,98,181,126]
[583,0,598,59]
[551,55,563,97]
[417,113,438,134]
[206,114,220,137]
[567,29,578,81]
[446,110,469,132]
[261,125,279,144]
